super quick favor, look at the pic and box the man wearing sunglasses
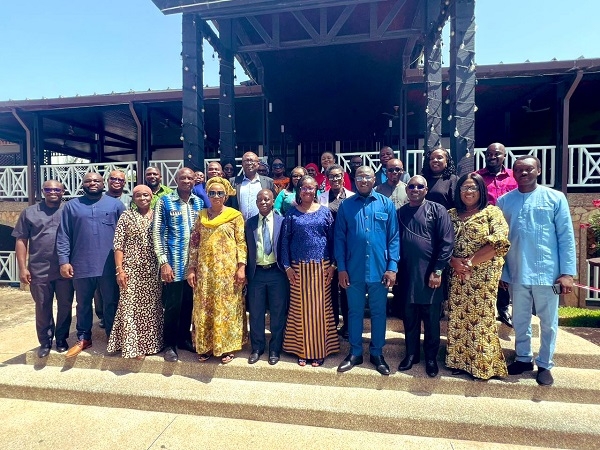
[397,175,454,377]
[106,170,131,209]
[374,159,409,210]
[13,180,74,358]
[56,172,126,357]
[374,147,411,187]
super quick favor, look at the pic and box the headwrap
[205,176,236,196]
[305,163,319,173]
[133,184,152,196]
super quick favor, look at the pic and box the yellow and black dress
[446,205,510,379]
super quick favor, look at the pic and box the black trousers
[497,286,510,313]
[162,281,193,348]
[30,278,74,345]
[247,266,288,354]
[72,275,119,340]
[331,269,348,327]
[403,302,441,361]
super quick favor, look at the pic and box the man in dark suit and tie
[245,189,289,365]
[230,152,276,220]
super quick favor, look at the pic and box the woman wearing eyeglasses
[108,184,163,359]
[421,146,458,210]
[186,177,247,364]
[314,151,352,192]
[271,157,290,194]
[281,175,340,367]
[318,164,354,338]
[274,166,306,216]
[446,172,510,380]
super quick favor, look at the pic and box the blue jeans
[508,284,558,370]
[73,276,119,340]
[346,281,388,357]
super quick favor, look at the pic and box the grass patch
[559,306,600,327]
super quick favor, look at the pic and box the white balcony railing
[0,165,28,200]
[0,251,18,284]
[0,144,598,200]
[41,162,138,199]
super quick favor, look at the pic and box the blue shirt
[192,183,211,208]
[334,190,399,283]
[498,185,576,285]
[56,195,126,278]
[152,190,203,282]
[238,174,262,220]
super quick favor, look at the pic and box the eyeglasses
[386,167,404,173]
[242,159,258,164]
[355,176,374,182]
[328,174,343,181]
[407,184,426,190]
[291,174,303,179]
[43,187,63,193]
[272,163,284,169]
[109,177,125,183]
[300,186,317,192]
[460,186,479,193]
[207,191,226,198]
[350,161,362,166]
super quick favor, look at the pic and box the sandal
[311,359,324,367]
[198,353,212,362]
[221,354,235,364]
[298,358,307,367]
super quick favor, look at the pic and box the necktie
[262,216,272,256]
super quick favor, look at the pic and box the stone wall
[0,201,28,228]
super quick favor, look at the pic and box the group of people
[14,142,575,387]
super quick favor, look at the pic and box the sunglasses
[109,177,125,183]
[43,187,63,193]
[272,163,284,169]
[386,167,404,173]
[207,191,226,198]
[355,176,374,182]
[328,174,343,181]
[460,186,479,193]
[408,184,426,190]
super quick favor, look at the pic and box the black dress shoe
[507,360,534,375]
[37,344,51,358]
[426,360,439,377]
[164,347,178,362]
[337,354,363,373]
[55,340,69,353]
[497,311,513,328]
[248,351,262,364]
[398,354,420,371]
[268,351,280,366]
[369,355,390,376]
[177,340,196,353]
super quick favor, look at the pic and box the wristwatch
[434,269,443,276]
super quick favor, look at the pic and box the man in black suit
[229,151,275,220]
[245,189,288,365]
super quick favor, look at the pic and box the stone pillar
[449,0,476,175]
[182,13,205,171]
[219,19,236,162]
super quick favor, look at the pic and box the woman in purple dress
[281,175,340,367]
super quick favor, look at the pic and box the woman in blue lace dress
[281,175,340,367]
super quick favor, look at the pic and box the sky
[0,0,598,101]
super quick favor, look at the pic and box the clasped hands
[450,256,473,282]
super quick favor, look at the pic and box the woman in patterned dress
[187,177,247,364]
[108,184,163,359]
[446,172,510,380]
[281,175,340,367]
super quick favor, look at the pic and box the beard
[82,184,103,197]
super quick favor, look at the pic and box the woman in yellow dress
[187,177,247,364]
[446,172,510,380]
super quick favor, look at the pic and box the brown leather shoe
[65,339,92,358]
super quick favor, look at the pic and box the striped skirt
[282,260,340,359]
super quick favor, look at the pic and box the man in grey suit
[245,189,288,365]
[229,151,275,220]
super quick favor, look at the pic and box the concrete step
[0,398,545,450]
[0,364,598,449]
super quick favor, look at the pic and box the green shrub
[558,307,600,327]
